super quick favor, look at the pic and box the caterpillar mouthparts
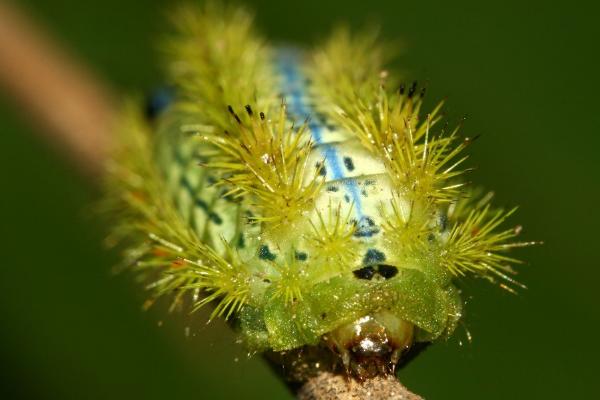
[105,3,534,382]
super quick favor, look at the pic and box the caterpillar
[105,3,533,381]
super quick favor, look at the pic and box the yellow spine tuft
[196,104,324,230]
[306,201,360,278]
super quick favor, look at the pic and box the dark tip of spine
[245,105,253,116]
[227,105,242,124]
[419,86,427,98]
[259,111,265,120]
[399,83,406,95]
[408,81,418,98]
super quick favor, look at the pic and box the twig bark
[297,373,422,400]
[0,3,423,399]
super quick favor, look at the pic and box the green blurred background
[1,0,597,398]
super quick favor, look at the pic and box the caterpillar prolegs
[106,3,532,381]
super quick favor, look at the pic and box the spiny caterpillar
[105,3,534,381]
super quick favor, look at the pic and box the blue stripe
[276,50,364,218]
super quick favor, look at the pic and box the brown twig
[297,373,423,400]
[0,3,423,399]
[0,2,115,177]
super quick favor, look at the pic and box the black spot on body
[315,111,329,123]
[145,87,173,120]
[220,189,237,203]
[295,251,308,261]
[343,157,355,172]
[326,185,339,192]
[353,266,376,280]
[193,199,223,225]
[181,176,195,193]
[209,212,223,225]
[377,264,399,279]
[353,217,380,238]
[259,245,277,261]
[237,234,245,249]
[344,194,351,203]
[439,213,448,232]
[363,249,386,265]
[364,179,376,186]
[316,162,327,177]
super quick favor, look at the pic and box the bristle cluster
[307,30,531,283]
[440,204,532,291]
[310,45,468,204]
[193,104,324,229]
[106,104,252,319]
[269,256,307,305]
[307,201,360,279]
[166,2,277,131]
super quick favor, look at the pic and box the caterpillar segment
[107,4,531,382]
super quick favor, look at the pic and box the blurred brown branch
[0,2,115,177]
[0,2,422,399]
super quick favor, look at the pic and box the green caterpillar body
[108,4,529,381]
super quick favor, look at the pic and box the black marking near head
[353,264,399,281]
[343,157,355,172]
[259,245,277,261]
[363,249,386,265]
[377,264,399,279]
[353,266,376,280]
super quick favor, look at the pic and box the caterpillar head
[325,312,414,378]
